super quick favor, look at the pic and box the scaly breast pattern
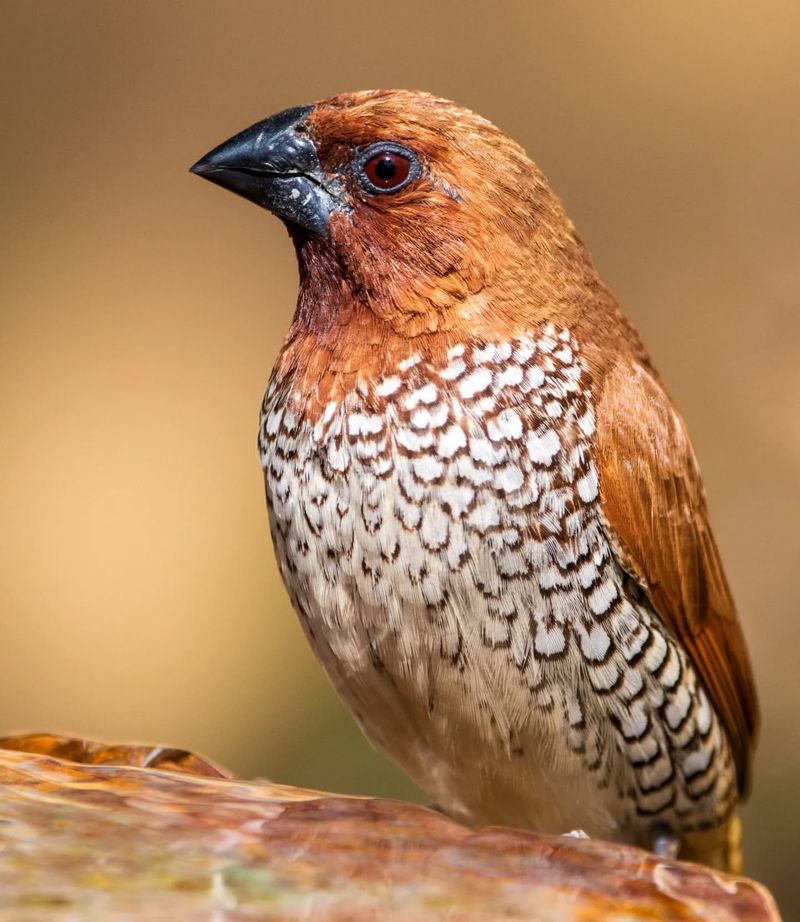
[259,325,735,842]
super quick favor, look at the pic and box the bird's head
[192,90,594,340]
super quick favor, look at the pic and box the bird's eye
[365,152,410,189]
[355,142,420,194]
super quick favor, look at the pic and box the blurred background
[1,0,798,912]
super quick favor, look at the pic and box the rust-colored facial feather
[291,90,597,342]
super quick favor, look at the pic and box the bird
[191,90,758,872]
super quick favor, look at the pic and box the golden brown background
[2,0,798,913]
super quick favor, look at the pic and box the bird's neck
[276,226,637,411]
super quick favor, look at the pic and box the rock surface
[0,734,780,920]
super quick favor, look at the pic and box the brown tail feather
[682,812,743,874]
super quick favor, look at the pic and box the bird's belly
[285,561,638,840]
[267,461,733,846]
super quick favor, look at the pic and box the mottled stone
[0,735,779,921]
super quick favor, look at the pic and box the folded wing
[595,360,758,794]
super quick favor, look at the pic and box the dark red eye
[364,152,410,189]
[356,143,420,194]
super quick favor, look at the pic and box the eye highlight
[354,142,421,194]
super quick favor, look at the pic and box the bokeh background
[2,0,798,912]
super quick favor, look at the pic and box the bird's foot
[651,823,680,861]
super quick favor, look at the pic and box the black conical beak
[190,105,341,237]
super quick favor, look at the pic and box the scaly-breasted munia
[191,90,758,871]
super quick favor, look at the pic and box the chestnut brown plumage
[192,90,758,871]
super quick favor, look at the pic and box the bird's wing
[594,359,758,794]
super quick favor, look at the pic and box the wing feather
[595,360,758,794]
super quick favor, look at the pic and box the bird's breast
[260,324,606,658]
[259,325,621,745]
[258,324,736,839]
